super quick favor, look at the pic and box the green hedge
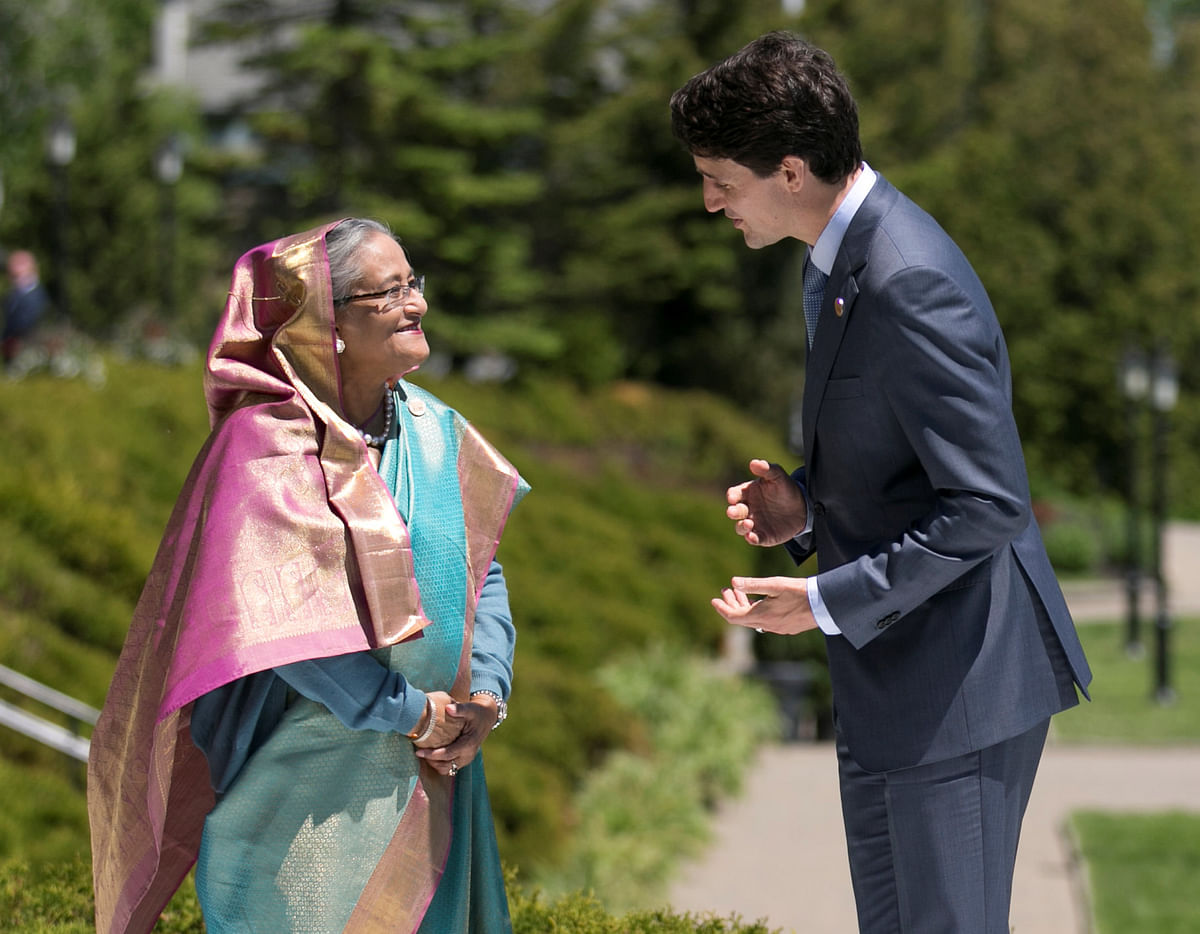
[0,648,779,927]
[537,649,780,912]
[0,858,779,933]
[0,359,794,892]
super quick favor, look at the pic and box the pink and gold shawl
[87,222,523,933]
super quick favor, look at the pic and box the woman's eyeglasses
[336,275,425,310]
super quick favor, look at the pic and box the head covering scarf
[87,221,524,934]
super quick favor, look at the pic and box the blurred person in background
[2,249,49,365]
[672,32,1091,934]
[88,218,527,934]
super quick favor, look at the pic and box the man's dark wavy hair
[669,32,863,184]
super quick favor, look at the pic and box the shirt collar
[808,162,877,276]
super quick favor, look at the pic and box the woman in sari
[87,218,527,934]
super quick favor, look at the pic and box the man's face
[6,252,35,287]
[693,156,794,249]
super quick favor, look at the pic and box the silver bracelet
[413,696,438,744]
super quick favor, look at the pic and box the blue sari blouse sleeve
[470,559,516,700]
[191,559,514,792]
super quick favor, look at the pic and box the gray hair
[326,218,400,303]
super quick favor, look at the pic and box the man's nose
[702,181,724,213]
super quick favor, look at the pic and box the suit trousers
[836,717,1050,934]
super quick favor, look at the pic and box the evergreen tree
[1152,0,1200,506]
[0,0,220,340]
[203,0,814,401]
[809,0,1200,504]
[202,0,559,367]
[530,0,810,404]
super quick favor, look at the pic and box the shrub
[1041,516,1102,577]
[1,362,793,894]
[510,882,779,934]
[0,858,777,933]
[533,648,779,912]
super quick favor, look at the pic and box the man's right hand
[725,458,809,547]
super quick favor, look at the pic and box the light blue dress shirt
[797,163,878,637]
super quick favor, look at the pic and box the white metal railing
[0,664,100,763]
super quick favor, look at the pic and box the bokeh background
[2,1,1199,930]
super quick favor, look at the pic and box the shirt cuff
[806,576,842,636]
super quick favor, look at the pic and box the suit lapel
[801,176,899,460]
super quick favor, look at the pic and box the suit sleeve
[784,465,817,565]
[814,265,1031,649]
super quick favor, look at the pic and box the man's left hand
[712,576,818,635]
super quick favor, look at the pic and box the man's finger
[727,479,754,505]
[731,576,766,593]
[719,586,751,608]
[748,458,774,478]
[712,596,751,622]
[731,575,788,595]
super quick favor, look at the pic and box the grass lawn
[1071,811,1200,934]
[1051,617,1200,933]
[1052,618,1200,744]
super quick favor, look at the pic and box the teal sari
[195,383,520,933]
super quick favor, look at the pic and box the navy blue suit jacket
[791,176,1091,773]
[2,282,48,340]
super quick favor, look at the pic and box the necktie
[803,256,828,349]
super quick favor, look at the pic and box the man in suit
[3,249,50,366]
[670,33,1092,934]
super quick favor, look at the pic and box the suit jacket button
[876,611,901,630]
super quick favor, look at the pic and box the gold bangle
[411,696,437,744]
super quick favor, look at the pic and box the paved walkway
[668,522,1200,933]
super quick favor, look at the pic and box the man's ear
[779,155,808,191]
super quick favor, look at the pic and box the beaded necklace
[356,386,395,449]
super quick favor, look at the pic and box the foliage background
[0,361,789,908]
[3,0,1199,513]
[3,0,1200,923]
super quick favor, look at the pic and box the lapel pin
[835,296,845,317]
[407,397,427,417]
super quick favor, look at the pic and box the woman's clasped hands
[413,690,503,776]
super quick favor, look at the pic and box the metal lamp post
[46,115,76,320]
[1150,347,1178,704]
[1119,349,1149,657]
[154,135,184,318]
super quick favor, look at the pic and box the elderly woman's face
[335,233,429,386]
